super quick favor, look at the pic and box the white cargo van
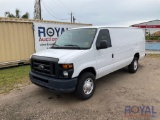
[30,26,145,100]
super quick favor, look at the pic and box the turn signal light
[68,64,73,69]
[62,64,73,69]
[62,64,68,69]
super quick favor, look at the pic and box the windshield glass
[51,28,97,49]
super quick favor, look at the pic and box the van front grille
[31,56,59,76]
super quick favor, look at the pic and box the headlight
[58,64,74,78]
[63,71,69,77]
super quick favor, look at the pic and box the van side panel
[109,28,145,71]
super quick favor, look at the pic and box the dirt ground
[0,56,160,120]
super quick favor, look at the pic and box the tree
[5,9,29,19]
[21,12,29,19]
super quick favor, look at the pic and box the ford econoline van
[30,26,145,100]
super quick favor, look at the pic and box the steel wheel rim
[83,78,94,95]
[134,60,138,70]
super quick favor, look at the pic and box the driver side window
[96,29,112,47]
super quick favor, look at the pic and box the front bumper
[29,71,78,92]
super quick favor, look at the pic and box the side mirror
[97,40,108,50]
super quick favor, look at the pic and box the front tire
[128,57,138,73]
[76,72,96,100]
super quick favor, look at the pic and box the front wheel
[75,72,96,100]
[128,57,138,73]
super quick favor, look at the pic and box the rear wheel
[76,72,96,100]
[128,57,138,73]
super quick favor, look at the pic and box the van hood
[33,49,85,63]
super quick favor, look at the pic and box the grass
[147,54,160,58]
[0,65,31,94]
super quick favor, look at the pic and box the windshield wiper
[53,43,59,46]
[64,44,83,49]
[50,43,60,48]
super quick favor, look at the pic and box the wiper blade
[50,43,60,48]
[53,43,59,47]
[64,44,83,49]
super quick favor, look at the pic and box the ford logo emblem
[38,64,44,70]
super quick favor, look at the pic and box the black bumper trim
[29,71,78,92]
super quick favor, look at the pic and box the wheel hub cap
[83,78,94,95]
[134,60,138,70]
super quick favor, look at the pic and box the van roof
[71,26,141,29]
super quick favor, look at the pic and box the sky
[0,0,160,26]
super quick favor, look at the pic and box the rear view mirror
[97,40,108,50]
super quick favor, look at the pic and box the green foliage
[21,12,29,19]
[5,9,29,19]
[146,35,160,40]
[0,65,31,94]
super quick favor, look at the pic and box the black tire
[128,57,138,73]
[75,72,96,100]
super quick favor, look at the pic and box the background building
[131,20,160,40]
[0,17,91,68]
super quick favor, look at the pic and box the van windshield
[51,28,97,49]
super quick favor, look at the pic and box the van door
[95,29,114,78]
